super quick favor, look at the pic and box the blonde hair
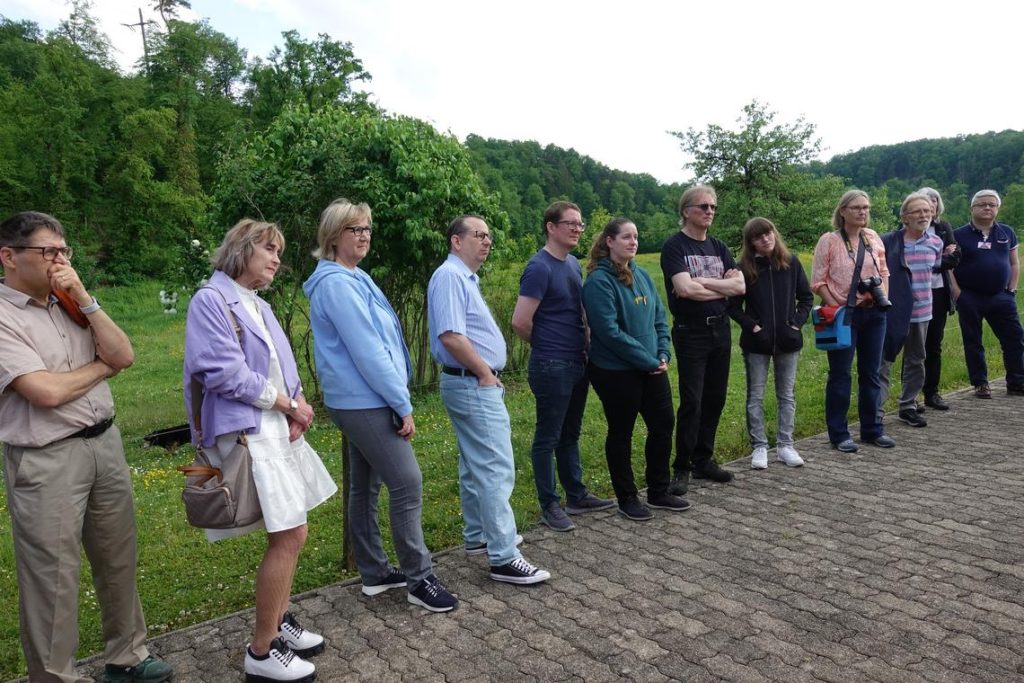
[210,219,285,279]
[831,190,870,231]
[314,198,372,261]
[677,185,717,227]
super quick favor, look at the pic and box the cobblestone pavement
[37,383,1024,681]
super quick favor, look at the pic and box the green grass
[0,259,1018,680]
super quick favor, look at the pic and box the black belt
[675,314,728,328]
[67,417,114,441]
[442,365,500,379]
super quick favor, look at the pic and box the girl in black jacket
[729,218,813,470]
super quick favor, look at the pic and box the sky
[7,0,1023,185]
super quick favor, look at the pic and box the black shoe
[647,492,692,511]
[832,439,859,453]
[667,472,689,496]
[975,383,992,399]
[924,393,949,410]
[692,461,734,483]
[865,435,896,448]
[1007,384,1024,396]
[489,556,550,584]
[897,409,927,428]
[361,566,407,596]
[617,496,654,521]
[915,402,926,414]
[407,574,458,612]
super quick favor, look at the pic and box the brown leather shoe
[975,383,992,399]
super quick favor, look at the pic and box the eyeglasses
[556,220,586,230]
[752,232,775,242]
[344,225,372,236]
[12,245,74,261]
[685,203,717,212]
[845,205,871,213]
[469,230,493,242]
[972,202,998,210]
[904,208,931,216]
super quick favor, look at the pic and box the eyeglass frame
[343,225,373,236]
[9,245,74,261]
[555,220,586,230]
[684,203,718,213]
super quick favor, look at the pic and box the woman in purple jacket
[184,219,337,683]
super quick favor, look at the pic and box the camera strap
[838,229,867,308]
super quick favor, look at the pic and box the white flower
[191,239,201,248]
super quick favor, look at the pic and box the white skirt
[206,410,337,542]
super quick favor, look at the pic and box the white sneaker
[244,637,315,682]
[278,612,325,658]
[750,446,768,469]
[777,445,804,467]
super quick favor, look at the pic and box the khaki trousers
[4,425,149,682]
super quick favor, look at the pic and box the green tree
[213,105,504,388]
[673,100,845,249]
[246,30,372,129]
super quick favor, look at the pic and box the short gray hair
[314,198,372,261]
[210,219,285,279]
[900,192,933,216]
[970,189,1001,207]
[917,187,944,216]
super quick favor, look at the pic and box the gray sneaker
[541,501,575,531]
[564,493,615,514]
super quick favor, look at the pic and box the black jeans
[672,321,731,474]
[588,363,673,501]
[922,286,950,397]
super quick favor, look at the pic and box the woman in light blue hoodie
[304,198,457,613]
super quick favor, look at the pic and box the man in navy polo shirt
[951,189,1024,398]
[512,201,613,533]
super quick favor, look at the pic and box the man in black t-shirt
[660,185,745,492]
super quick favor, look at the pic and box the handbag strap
[838,230,867,309]
[191,286,246,445]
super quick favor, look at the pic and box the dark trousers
[527,356,589,510]
[923,286,951,396]
[588,363,673,501]
[956,289,1024,387]
[671,321,731,474]
[825,306,887,443]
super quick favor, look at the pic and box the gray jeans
[879,320,929,417]
[327,406,432,590]
[743,350,800,449]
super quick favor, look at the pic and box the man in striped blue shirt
[427,215,551,586]
[880,193,944,427]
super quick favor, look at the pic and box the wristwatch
[287,398,298,415]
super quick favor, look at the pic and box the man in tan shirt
[0,212,172,683]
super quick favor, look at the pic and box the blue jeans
[825,306,887,443]
[743,350,800,449]
[439,374,520,566]
[956,289,1024,387]
[527,356,589,510]
[326,407,433,591]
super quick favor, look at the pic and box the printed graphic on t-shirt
[686,255,724,279]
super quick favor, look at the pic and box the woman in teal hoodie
[582,218,691,521]
[304,198,456,613]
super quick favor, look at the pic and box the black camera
[857,276,892,309]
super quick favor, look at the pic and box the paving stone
[36,382,1024,683]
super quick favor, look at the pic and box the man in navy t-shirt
[512,201,614,532]
[951,189,1024,398]
[660,185,745,492]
